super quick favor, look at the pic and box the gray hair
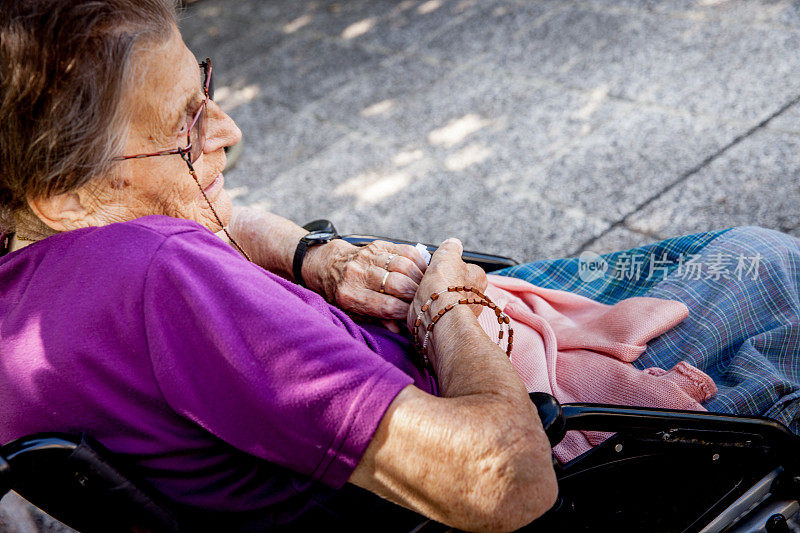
[0,0,180,233]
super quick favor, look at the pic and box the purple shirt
[0,216,433,520]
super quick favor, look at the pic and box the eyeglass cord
[181,151,252,263]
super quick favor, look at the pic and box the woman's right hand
[406,238,488,332]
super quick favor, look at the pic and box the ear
[27,190,92,232]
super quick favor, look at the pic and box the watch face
[304,231,336,245]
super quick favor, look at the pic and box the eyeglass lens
[205,61,214,100]
[188,60,212,163]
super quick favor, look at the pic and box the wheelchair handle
[529,392,567,447]
[343,235,519,273]
[301,219,520,272]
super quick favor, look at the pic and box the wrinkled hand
[305,239,428,331]
[406,238,489,332]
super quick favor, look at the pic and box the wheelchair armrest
[561,403,800,460]
[524,396,800,468]
[301,220,520,273]
[1,432,180,533]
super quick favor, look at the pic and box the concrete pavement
[179,0,800,262]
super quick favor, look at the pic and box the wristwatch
[292,230,341,287]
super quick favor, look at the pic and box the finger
[393,243,429,273]
[436,238,463,256]
[386,254,424,285]
[343,288,410,320]
[467,263,489,291]
[381,319,402,334]
[429,238,463,268]
[369,242,427,277]
[369,266,417,301]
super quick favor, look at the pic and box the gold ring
[383,253,397,271]
[379,270,390,294]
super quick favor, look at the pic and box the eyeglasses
[113,58,213,165]
[109,57,251,261]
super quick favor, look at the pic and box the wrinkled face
[106,25,241,231]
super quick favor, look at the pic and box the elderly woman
[2,1,800,532]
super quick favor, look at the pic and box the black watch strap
[293,232,340,287]
[292,239,312,287]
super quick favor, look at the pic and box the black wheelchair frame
[2,222,799,532]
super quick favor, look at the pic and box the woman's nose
[204,100,242,154]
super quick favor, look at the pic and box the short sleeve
[142,228,414,488]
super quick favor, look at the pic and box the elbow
[462,433,559,532]
[493,456,559,532]
[485,455,558,532]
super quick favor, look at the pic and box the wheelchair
[3,221,799,533]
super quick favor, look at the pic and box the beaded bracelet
[412,286,514,370]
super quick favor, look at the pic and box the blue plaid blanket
[496,226,800,433]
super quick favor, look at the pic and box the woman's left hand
[304,239,428,331]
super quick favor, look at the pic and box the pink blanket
[478,275,717,462]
